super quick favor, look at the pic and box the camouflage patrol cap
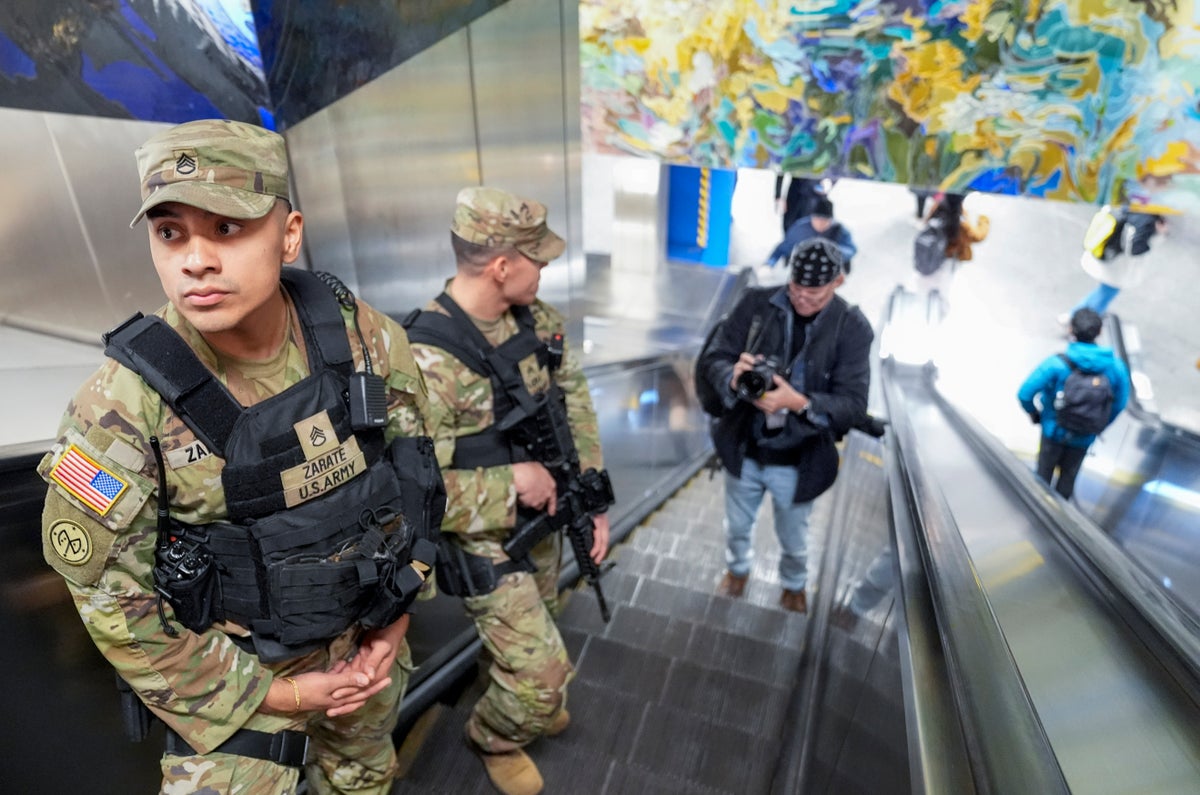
[130,119,290,228]
[451,187,566,262]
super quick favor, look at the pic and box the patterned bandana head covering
[788,238,844,286]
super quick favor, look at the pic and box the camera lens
[738,372,767,398]
[736,360,777,401]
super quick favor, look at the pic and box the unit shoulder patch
[42,491,119,585]
[48,518,93,565]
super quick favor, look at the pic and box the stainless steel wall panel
[0,109,170,342]
[1,109,122,339]
[560,0,586,335]
[283,111,353,281]
[608,157,668,322]
[287,30,479,316]
[44,113,173,320]
[471,0,574,315]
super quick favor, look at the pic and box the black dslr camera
[736,357,781,402]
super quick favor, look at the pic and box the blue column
[666,165,736,267]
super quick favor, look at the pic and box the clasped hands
[263,615,408,718]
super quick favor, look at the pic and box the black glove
[854,414,889,438]
[1028,410,1041,425]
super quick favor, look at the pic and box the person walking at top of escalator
[1057,204,1167,327]
[774,173,825,234]
[765,195,858,274]
[911,191,989,313]
[1017,308,1130,500]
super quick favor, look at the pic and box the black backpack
[694,313,764,417]
[913,220,947,275]
[1053,354,1114,435]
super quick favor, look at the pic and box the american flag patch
[49,445,129,517]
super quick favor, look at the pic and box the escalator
[3,272,1199,793]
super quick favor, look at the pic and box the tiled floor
[393,471,826,794]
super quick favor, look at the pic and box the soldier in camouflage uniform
[38,119,436,794]
[409,187,610,795]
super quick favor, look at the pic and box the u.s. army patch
[48,445,129,517]
[48,519,92,565]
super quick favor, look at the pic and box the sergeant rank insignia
[49,445,129,517]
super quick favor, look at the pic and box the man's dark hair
[451,232,512,272]
[811,196,834,218]
[1070,308,1103,343]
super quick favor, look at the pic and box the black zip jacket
[698,286,873,503]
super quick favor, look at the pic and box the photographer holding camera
[697,238,872,612]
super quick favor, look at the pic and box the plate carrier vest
[103,269,445,663]
[404,292,557,471]
[403,293,569,591]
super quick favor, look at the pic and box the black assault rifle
[500,386,616,621]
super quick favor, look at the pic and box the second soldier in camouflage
[408,186,610,795]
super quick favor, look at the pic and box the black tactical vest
[104,269,445,663]
[403,292,556,471]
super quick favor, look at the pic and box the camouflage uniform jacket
[38,285,431,753]
[410,288,602,559]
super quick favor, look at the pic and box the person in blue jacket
[1017,308,1130,499]
[765,196,858,273]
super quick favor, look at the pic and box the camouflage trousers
[159,639,412,795]
[462,534,574,754]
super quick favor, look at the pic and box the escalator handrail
[1103,313,1160,425]
[1105,314,1200,446]
[882,427,977,795]
[930,376,1200,704]
[883,360,1070,794]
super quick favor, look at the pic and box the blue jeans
[1074,282,1120,315]
[724,458,814,591]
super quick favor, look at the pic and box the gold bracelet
[281,676,301,710]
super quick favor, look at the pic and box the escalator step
[632,578,713,623]
[705,594,805,647]
[575,635,674,704]
[526,733,622,792]
[653,555,724,593]
[611,545,658,577]
[628,702,779,793]
[603,760,736,795]
[578,634,681,706]
[537,678,646,762]
[602,603,696,659]
[660,657,790,737]
[687,622,803,688]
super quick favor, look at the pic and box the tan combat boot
[479,748,544,795]
[544,709,570,737]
